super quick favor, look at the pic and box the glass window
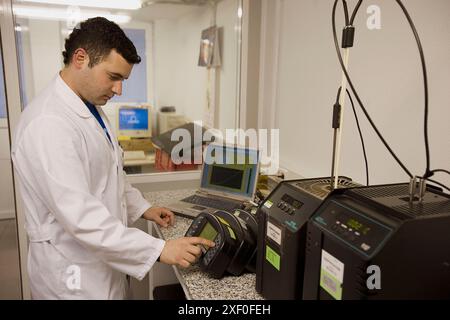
[110,28,147,103]
[12,0,243,175]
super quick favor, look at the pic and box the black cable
[346,88,369,186]
[426,169,450,192]
[337,0,446,192]
[332,0,413,178]
[430,169,450,176]
[394,0,431,180]
[334,86,369,185]
[335,87,342,103]
[427,178,450,192]
[342,0,350,25]
[349,0,363,25]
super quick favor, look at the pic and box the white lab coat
[11,74,165,299]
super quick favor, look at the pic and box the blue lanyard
[85,102,113,146]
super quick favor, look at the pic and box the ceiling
[131,2,207,22]
[14,0,217,23]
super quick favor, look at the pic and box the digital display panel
[346,218,371,235]
[119,108,148,130]
[198,222,218,254]
[199,222,218,242]
[281,194,303,209]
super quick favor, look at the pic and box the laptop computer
[166,144,260,219]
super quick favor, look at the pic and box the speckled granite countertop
[144,189,264,300]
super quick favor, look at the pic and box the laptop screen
[200,145,259,199]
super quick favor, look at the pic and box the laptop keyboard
[182,195,241,212]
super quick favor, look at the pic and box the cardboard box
[119,138,154,152]
[154,147,200,171]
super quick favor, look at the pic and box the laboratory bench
[144,189,264,300]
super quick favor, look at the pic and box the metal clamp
[409,176,427,203]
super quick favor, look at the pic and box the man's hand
[159,237,215,268]
[142,206,175,228]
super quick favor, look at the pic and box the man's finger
[160,208,175,225]
[153,215,168,227]
[164,214,174,226]
[179,259,190,268]
[187,244,202,257]
[188,237,215,248]
[183,252,197,264]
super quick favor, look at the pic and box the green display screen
[199,222,218,241]
[346,218,370,235]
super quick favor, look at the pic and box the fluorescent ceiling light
[17,0,142,10]
[15,25,30,32]
[237,7,243,18]
[13,5,131,24]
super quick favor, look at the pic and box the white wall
[29,20,62,97]
[260,0,450,188]
[216,0,241,130]
[153,0,241,130]
[239,0,261,131]
[153,7,211,124]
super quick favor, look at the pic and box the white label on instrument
[267,221,282,245]
[320,250,344,300]
[264,200,273,208]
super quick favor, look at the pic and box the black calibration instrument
[303,183,450,299]
[256,177,359,299]
[185,209,258,279]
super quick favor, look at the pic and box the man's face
[79,49,133,106]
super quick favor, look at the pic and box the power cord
[333,0,413,178]
[430,169,450,176]
[428,170,450,192]
[349,0,362,25]
[427,179,450,192]
[393,0,431,180]
[346,88,369,186]
[334,0,449,192]
[333,86,369,185]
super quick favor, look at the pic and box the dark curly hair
[62,17,141,67]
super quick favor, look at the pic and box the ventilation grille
[393,201,450,217]
[352,184,409,199]
[293,177,360,200]
[352,184,450,217]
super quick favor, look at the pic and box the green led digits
[347,218,362,230]
[346,218,371,235]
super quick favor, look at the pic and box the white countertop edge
[127,170,201,184]
[149,221,193,300]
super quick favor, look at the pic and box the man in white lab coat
[11,17,214,299]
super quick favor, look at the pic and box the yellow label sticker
[227,226,236,240]
[265,245,280,271]
[217,216,230,226]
